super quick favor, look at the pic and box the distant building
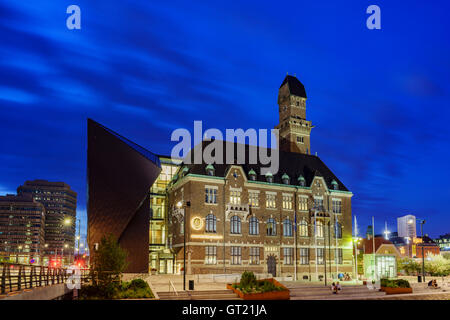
[17,180,77,259]
[434,234,450,252]
[0,194,45,263]
[415,235,440,258]
[397,215,416,239]
[356,237,401,279]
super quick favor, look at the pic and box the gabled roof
[358,237,395,254]
[175,140,349,191]
[280,75,307,98]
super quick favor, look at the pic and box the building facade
[0,194,45,264]
[167,75,354,280]
[434,234,450,252]
[87,119,161,273]
[149,155,178,274]
[397,215,416,239]
[17,180,77,259]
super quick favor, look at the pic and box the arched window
[315,220,324,238]
[283,218,293,237]
[299,220,308,237]
[230,216,241,234]
[266,218,277,236]
[335,222,342,239]
[249,217,259,235]
[205,214,216,233]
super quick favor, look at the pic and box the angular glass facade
[149,157,179,274]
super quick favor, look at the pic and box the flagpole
[372,216,376,281]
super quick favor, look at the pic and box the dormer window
[205,164,215,176]
[331,180,338,190]
[265,172,273,183]
[248,169,257,181]
[282,173,290,185]
[181,166,189,176]
[298,175,306,187]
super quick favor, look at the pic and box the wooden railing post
[18,265,23,291]
[1,264,6,294]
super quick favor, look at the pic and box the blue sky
[0,0,449,240]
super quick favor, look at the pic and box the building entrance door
[267,255,276,277]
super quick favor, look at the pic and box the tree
[90,234,128,288]
[397,258,421,275]
[424,254,450,277]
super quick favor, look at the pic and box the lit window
[335,248,343,264]
[249,192,259,207]
[249,247,260,265]
[299,220,309,237]
[299,196,308,211]
[317,248,324,264]
[335,222,342,239]
[231,246,241,265]
[296,136,304,144]
[282,195,293,210]
[230,190,241,205]
[315,220,324,238]
[266,193,276,208]
[205,246,217,264]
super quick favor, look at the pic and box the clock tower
[275,74,314,154]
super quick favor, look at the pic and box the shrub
[240,271,257,287]
[380,278,410,288]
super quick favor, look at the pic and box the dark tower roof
[280,75,307,98]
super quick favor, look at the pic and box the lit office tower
[0,194,45,263]
[397,215,416,239]
[17,180,77,258]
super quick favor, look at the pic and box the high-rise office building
[0,194,45,263]
[397,214,416,239]
[17,180,77,258]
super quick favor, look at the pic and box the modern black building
[87,119,161,273]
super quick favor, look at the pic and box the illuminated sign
[191,234,223,240]
[191,217,203,230]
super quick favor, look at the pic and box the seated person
[336,282,342,291]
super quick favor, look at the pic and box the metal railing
[0,262,90,295]
[168,279,178,296]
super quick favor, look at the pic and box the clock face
[191,217,203,230]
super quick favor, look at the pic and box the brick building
[167,75,354,280]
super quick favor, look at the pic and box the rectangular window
[296,136,304,143]
[205,188,217,204]
[249,247,260,265]
[300,248,309,265]
[205,246,217,265]
[284,247,293,265]
[282,195,293,210]
[231,246,242,265]
[317,248,324,265]
[249,192,259,207]
[314,198,324,210]
[230,190,241,205]
[335,248,343,264]
[266,193,276,208]
[332,199,342,214]
[299,197,308,211]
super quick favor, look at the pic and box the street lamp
[418,219,426,282]
[176,200,187,291]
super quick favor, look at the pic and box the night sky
[1,1,449,242]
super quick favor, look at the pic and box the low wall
[1,284,71,300]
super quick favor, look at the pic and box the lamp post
[176,200,188,291]
[419,219,426,282]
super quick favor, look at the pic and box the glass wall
[149,158,179,274]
